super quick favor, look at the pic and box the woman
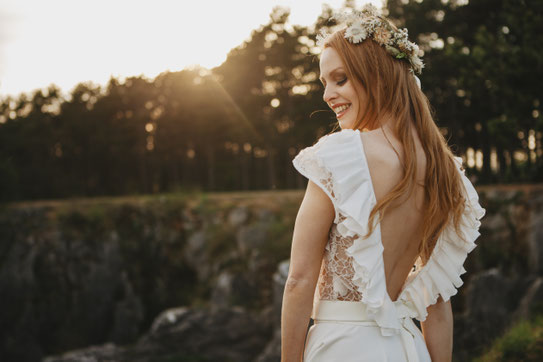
[281,5,485,362]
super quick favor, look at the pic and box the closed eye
[337,77,347,86]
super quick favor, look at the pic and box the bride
[281,5,485,362]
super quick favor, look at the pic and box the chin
[338,119,355,130]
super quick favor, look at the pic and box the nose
[322,84,337,104]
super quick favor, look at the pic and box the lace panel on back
[315,213,363,302]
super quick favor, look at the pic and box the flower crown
[317,4,424,76]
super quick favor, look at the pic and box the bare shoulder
[360,129,403,169]
[359,127,427,197]
[359,128,411,203]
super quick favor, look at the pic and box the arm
[421,296,453,362]
[281,180,335,362]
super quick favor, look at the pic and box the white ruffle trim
[292,130,485,336]
[396,155,486,322]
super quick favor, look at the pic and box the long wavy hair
[321,26,467,262]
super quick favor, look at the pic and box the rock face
[1,186,543,362]
[255,260,290,362]
[0,192,300,362]
[43,306,272,362]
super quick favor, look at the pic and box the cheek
[347,86,359,104]
[350,92,360,110]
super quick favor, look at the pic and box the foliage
[475,315,543,361]
[0,1,541,202]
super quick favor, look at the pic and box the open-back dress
[292,128,486,362]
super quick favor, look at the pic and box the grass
[475,315,543,361]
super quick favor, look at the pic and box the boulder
[44,306,271,362]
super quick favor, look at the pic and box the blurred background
[0,0,542,361]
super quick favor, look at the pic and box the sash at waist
[313,300,373,322]
[311,300,422,362]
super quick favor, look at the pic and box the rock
[255,259,290,362]
[465,268,510,328]
[43,343,119,362]
[272,260,290,327]
[210,270,256,309]
[256,208,275,223]
[513,276,543,321]
[5,186,543,362]
[44,306,271,362]
[529,209,543,274]
[211,271,234,308]
[454,268,530,360]
[181,208,201,231]
[183,230,210,280]
[109,272,144,345]
[228,206,249,227]
[255,328,281,362]
[149,306,191,334]
[236,222,269,256]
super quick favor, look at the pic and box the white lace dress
[291,128,486,362]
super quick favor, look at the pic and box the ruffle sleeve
[396,155,486,322]
[291,132,340,224]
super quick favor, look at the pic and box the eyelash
[321,77,347,87]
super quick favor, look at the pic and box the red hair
[322,28,467,262]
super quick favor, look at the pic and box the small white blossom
[316,28,331,48]
[345,22,368,43]
[403,40,415,53]
[394,28,409,42]
[412,43,420,55]
[410,56,424,74]
[333,11,359,25]
[365,17,382,33]
[374,27,392,45]
[361,3,379,15]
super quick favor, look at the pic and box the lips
[333,103,351,118]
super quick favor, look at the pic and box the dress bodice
[292,128,486,336]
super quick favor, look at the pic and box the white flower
[410,56,424,74]
[395,38,408,53]
[402,40,415,53]
[373,27,392,45]
[361,3,379,15]
[365,17,382,33]
[331,12,349,24]
[316,28,331,48]
[345,22,368,43]
[394,28,409,43]
[412,43,420,55]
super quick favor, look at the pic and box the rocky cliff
[0,186,542,361]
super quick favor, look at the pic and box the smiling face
[319,47,365,130]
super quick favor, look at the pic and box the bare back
[360,127,427,301]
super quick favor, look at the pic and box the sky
[0,0,381,99]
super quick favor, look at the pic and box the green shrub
[475,315,543,361]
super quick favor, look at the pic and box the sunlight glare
[0,0,383,97]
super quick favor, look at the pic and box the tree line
[0,0,541,202]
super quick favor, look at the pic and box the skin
[318,47,363,130]
[422,296,454,362]
[280,179,334,362]
[281,46,453,362]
